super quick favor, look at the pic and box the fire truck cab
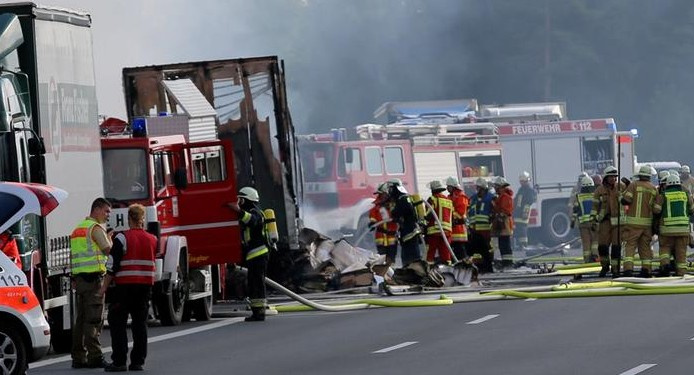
[101,129,241,325]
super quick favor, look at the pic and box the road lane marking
[618,364,657,375]
[30,317,245,369]
[373,341,418,353]
[466,314,499,324]
[525,298,537,301]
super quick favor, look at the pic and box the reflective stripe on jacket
[659,190,690,235]
[449,189,469,242]
[426,193,453,235]
[369,202,398,246]
[115,229,157,285]
[240,206,270,261]
[70,218,107,275]
[469,191,494,231]
[623,181,657,227]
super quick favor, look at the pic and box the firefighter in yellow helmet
[591,166,626,277]
[572,176,598,262]
[228,187,270,321]
[621,165,658,277]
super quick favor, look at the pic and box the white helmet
[519,171,531,182]
[494,176,510,187]
[637,165,653,178]
[681,165,690,174]
[445,176,461,189]
[666,174,681,186]
[475,177,488,189]
[668,169,680,178]
[658,170,670,183]
[238,187,260,202]
[429,180,445,191]
[581,176,594,187]
[578,171,589,180]
[387,178,403,187]
[604,166,618,176]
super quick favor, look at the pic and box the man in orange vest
[369,183,398,265]
[492,177,515,268]
[0,230,21,269]
[425,180,454,264]
[100,204,157,372]
[446,176,469,260]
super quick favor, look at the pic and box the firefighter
[368,183,398,265]
[653,174,694,276]
[492,177,514,268]
[446,176,470,260]
[658,171,670,193]
[680,165,694,237]
[571,176,598,263]
[70,198,112,369]
[620,165,657,278]
[592,166,625,277]
[101,204,157,372]
[425,180,453,265]
[469,178,495,273]
[0,230,22,269]
[228,187,270,322]
[568,172,590,215]
[513,171,536,250]
[388,180,423,266]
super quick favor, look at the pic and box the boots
[621,269,633,278]
[638,269,652,278]
[599,264,609,277]
[245,307,265,322]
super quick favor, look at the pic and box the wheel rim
[0,332,18,374]
[172,277,186,312]
[550,212,571,238]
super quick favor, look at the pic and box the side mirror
[174,168,188,190]
[27,137,45,155]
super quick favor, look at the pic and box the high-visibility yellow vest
[661,190,690,235]
[70,218,107,275]
[576,193,594,223]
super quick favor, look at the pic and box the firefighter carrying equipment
[70,218,107,275]
[426,193,453,235]
[239,186,260,202]
[264,209,279,244]
[411,193,426,221]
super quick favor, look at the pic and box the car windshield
[102,149,149,201]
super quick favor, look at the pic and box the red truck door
[170,139,241,266]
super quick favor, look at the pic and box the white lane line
[525,298,537,301]
[618,364,657,375]
[30,317,245,369]
[372,341,418,353]
[466,314,499,324]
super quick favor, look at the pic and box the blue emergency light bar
[132,117,147,137]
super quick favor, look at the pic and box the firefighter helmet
[519,171,531,182]
[445,176,461,189]
[681,165,690,174]
[475,177,488,189]
[658,170,670,183]
[668,169,680,177]
[429,180,445,191]
[581,176,594,187]
[578,171,589,180]
[387,178,403,186]
[666,174,681,186]
[604,166,618,176]
[374,183,388,195]
[494,176,510,187]
[238,187,260,202]
[637,165,653,178]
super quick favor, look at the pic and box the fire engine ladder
[355,123,500,145]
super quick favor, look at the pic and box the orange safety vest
[426,193,453,235]
[369,203,398,247]
[114,229,157,285]
[449,189,469,242]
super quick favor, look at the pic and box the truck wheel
[192,296,212,321]
[542,203,573,247]
[156,250,189,326]
[0,325,27,375]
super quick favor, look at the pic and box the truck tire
[541,202,573,247]
[155,250,188,326]
[192,296,212,321]
[0,324,27,375]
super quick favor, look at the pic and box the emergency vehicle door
[173,140,242,266]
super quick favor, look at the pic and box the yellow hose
[273,294,453,312]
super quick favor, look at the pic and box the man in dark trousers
[228,187,270,322]
[388,181,423,266]
[101,204,157,372]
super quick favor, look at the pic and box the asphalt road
[29,293,694,375]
